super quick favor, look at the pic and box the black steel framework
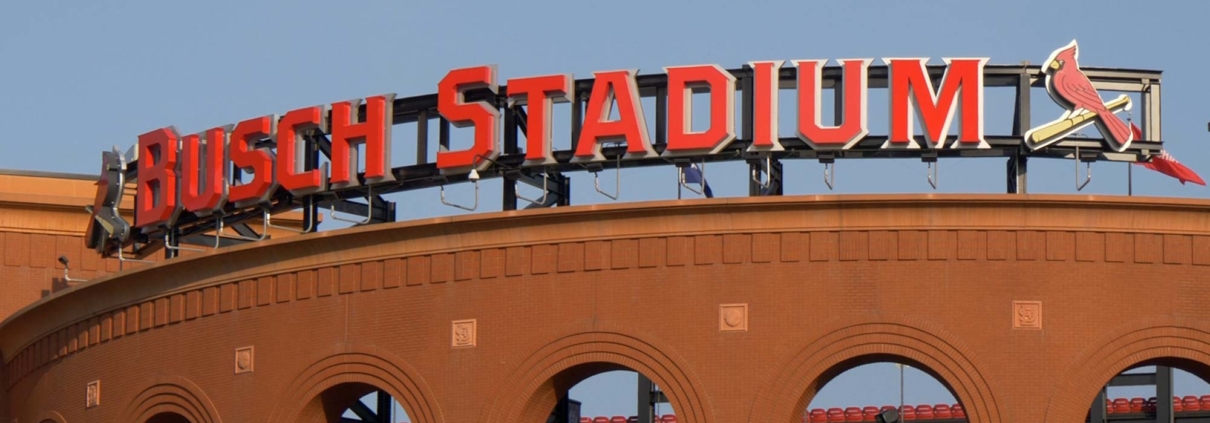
[104,64,1164,260]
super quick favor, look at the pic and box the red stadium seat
[951,404,966,418]
[580,419,591,423]
[594,418,609,423]
[1144,397,1157,413]
[915,404,933,420]
[1112,398,1130,414]
[827,408,845,422]
[933,404,951,419]
[809,409,828,423]
[627,417,638,423]
[844,407,862,422]
[1175,396,1184,412]
[661,415,678,423]
[1184,395,1201,411]
[610,417,626,423]
[1130,397,1145,413]
[863,406,880,422]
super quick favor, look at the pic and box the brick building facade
[2,192,1209,422]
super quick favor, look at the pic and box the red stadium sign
[89,40,1175,261]
[133,57,992,229]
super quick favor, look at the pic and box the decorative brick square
[235,346,254,374]
[452,319,477,348]
[1013,301,1042,330]
[719,304,748,332]
[86,380,101,408]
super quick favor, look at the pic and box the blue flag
[682,164,714,198]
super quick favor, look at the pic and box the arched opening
[1087,358,1210,422]
[145,412,191,423]
[803,355,966,422]
[568,369,679,423]
[298,382,414,423]
[520,363,681,423]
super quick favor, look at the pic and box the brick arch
[480,325,713,423]
[121,376,220,423]
[1043,318,1210,423]
[266,343,442,423]
[35,410,67,423]
[749,316,1002,423]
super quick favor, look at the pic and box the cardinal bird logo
[1025,40,1134,151]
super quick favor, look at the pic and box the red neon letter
[330,94,395,188]
[748,60,784,152]
[436,65,501,173]
[136,127,180,228]
[663,64,736,156]
[797,59,871,150]
[228,116,277,207]
[887,58,988,148]
[180,126,229,215]
[507,74,572,165]
[574,70,654,161]
[276,106,327,195]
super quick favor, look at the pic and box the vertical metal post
[376,390,392,423]
[741,66,755,143]
[503,106,519,211]
[1128,164,1133,196]
[1089,388,1107,423]
[303,130,321,232]
[638,374,654,423]
[1009,71,1032,195]
[571,90,584,152]
[438,117,451,152]
[898,363,905,423]
[1142,81,1162,142]
[1007,155,1028,194]
[164,229,178,259]
[833,76,844,127]
[1157,365,1173,423]
[655,86,668,148]
[416,110,429,165]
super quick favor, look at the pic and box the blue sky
[4,0,1209,420]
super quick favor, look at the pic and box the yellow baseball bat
[1029,95,1132,143]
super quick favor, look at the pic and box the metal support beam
[326,196,395,225]
[417,110,429,165]
[513,171,570,209]
[1089,388,1107,423]
[1008,70,1031,195]
[655,86,668,148]
[164,229,179,259]
[548,390,575,423]
[1159,365,1174,423]
[376,390,391,423]
[347,400,379,422]
[570,92,583,152]
[638,374,654,423]
[230,222,264,240]
[503,105,521,211]
[1108,372,1158,387]
[749,157,783,196]
[741,66,754,143]
[1007,155,1027,194]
